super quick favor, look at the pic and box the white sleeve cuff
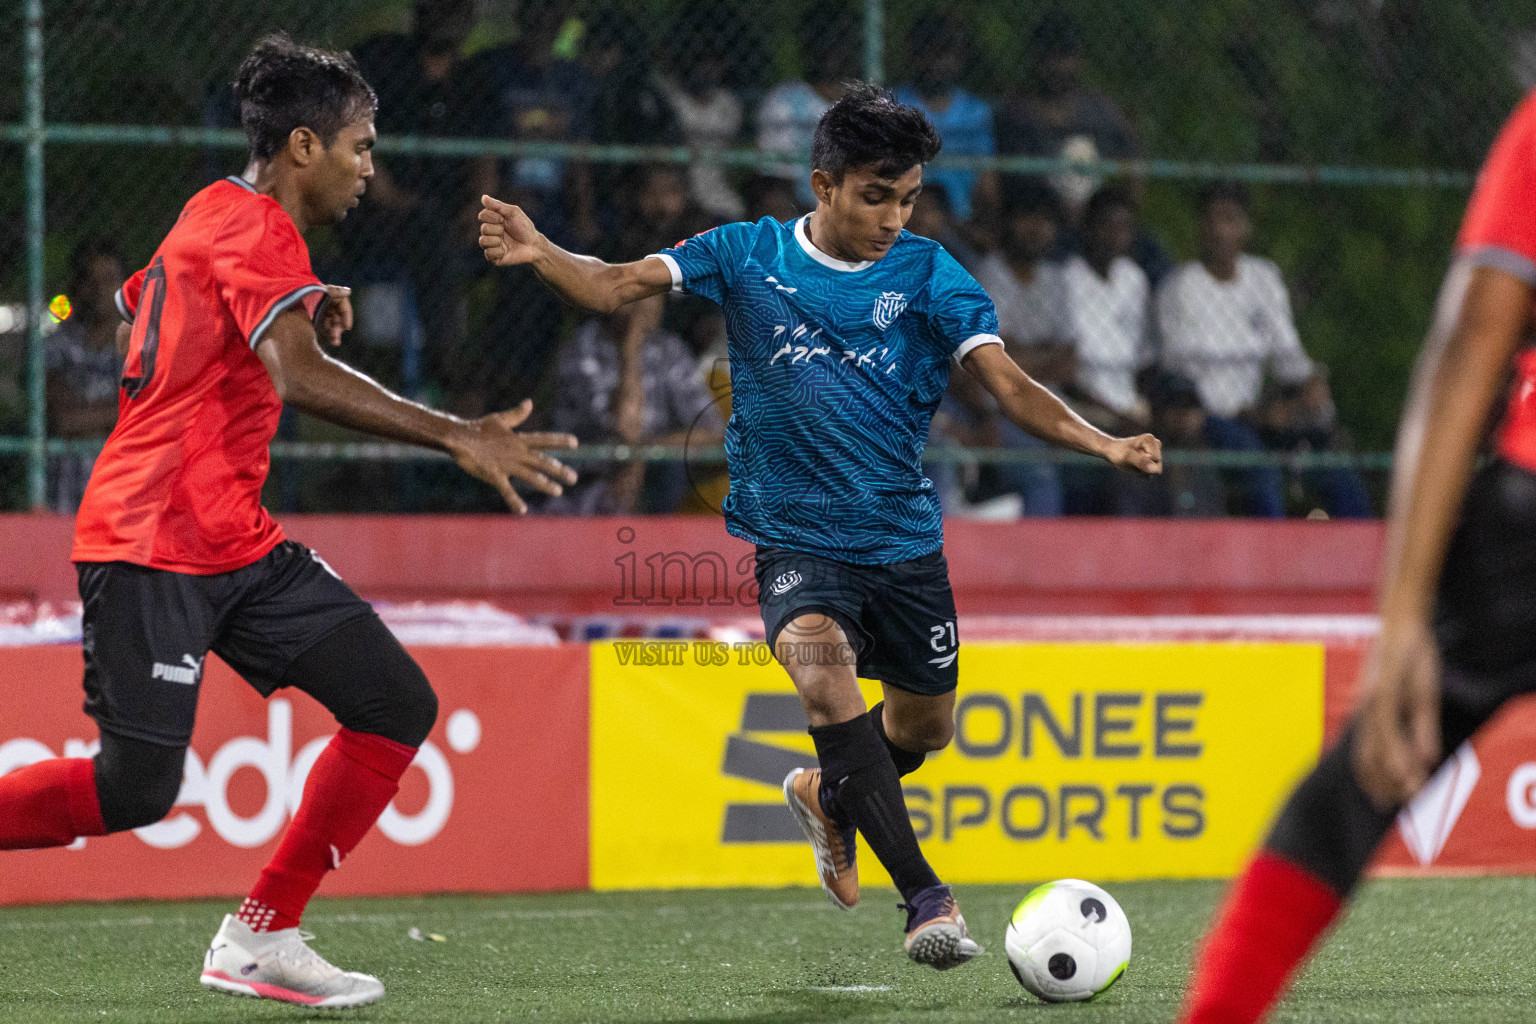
[114,288,133,324]
[952,333,1004,365]
[1462,245,1536,286]
[651,253,684,294]
[248,284,327,351]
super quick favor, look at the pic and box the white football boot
[200,914,385,1007]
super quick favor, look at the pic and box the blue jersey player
[480,85,1162,969]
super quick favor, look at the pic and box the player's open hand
[318,285,353,347]
[478,195,542,268]
[1352,616,1442,811]
[1105,433,1162,475]
[448,399,578,514]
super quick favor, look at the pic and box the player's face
[311,116,376,225]
[819,163,924,263]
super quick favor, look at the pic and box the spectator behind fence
[613,163,719,264]
[580,7,684,231]
[893,11,998,223]
[1061,185,1152,434]
[464,0,595,248]
[1157,181,1368,517]
[656,2,750,220]
[997,11,1142,216]
[1254,374,1373,518]
[46,239,124,513]
[549,295,725,514]
[1119,369,1228,517]
[973,180,1076,388]
[960,179,1085,516]
[904,184,981,273]
[741,173,805,224]
[339,0,478,403]
[463,0,596,409]
[756,2,857,208]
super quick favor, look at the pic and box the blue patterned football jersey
[654,214,1001,564]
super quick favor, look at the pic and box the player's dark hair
[811,82,942,183]
[1198,179,1251,216]
[233,33,377,162]
[1083,183,1136,227]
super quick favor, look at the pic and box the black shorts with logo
[76,540,376,746]
[754,544,960,696]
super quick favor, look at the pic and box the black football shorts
[75,540,376,746]
[754,544,961,696]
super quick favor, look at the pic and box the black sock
[809,714,941,903]
[868,701,927,777]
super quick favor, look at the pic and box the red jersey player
[0,35,576,1008]
[1180,94,1536,1022]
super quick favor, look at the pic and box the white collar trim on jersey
[795,215,874,272]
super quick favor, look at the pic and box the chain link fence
[2,0,1528,516]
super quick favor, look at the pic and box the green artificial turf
[0,878,1533,1023]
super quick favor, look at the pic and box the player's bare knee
[889,713,953,753]
[796,680,848,727]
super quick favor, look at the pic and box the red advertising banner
[5,628,1536,904]
[0,646,589,905]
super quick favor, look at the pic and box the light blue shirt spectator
[892,86,995,221]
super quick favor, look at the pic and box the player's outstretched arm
[1353,262,1533,810]
[478,195,673,313]
[255,305,578,514]
[961,342,1162,475]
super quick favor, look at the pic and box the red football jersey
[1458,91,1536,472]
[73,177,325,573]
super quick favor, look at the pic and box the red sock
[1179,851,1344,1024]
[0,757,106,850]
[238,729,416,932]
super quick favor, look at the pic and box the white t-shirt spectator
[756,81,832,208]
[973,252,1075,349]
[1156,254,1313,418]
[657,78,746,220]
[1062,254,1150,416]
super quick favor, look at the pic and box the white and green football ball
[1004,879,1131,1002]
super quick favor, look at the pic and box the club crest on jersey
[872,291,908,330]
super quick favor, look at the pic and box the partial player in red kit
[1180,93,1536,1023]
[0,35,577,1008]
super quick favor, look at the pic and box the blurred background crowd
[2,0,1531,517]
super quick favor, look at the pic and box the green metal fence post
[24,0,46,510]
[863,0,883,85]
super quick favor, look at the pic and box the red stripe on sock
[0,757,106,850]
[243,731,416,929]
[1179,851,1343,1024]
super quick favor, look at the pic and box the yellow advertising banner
[589,641,1323,890]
